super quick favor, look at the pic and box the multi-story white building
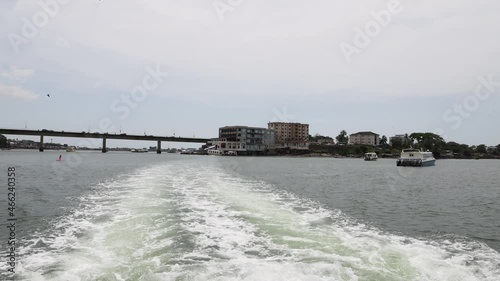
[349,131,380,146]
[210,126,275,155]
[268,122,309,150]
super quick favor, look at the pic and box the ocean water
[0,150,499,280]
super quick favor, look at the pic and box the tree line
[309,131,500,158]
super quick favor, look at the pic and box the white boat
[206,149,237,156]
[364,152,378,161]
[131,148,148,153]
[396,149,435,167]
[207,149,223,155]
[66,146,76,152]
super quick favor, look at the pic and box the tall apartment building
[210,126,275,155]
[349,131,380,146]
[268,122,309,150]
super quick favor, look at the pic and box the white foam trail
[158,160,500,281]
[7,158,500,281]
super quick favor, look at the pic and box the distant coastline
[275,153,500,160]
[2,148,499,160]
[1,133,499,160]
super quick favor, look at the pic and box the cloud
[0,83,38,100]
[1,0,499,99]
[1,66,34,81]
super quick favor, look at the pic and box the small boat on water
[364,152,378,161]
[66,146,76,152]
[207,149,223,155]
[206,149,237,156]
[131,148,148,153]
[396,149,435,167]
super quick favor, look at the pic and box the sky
[0,0,499,148]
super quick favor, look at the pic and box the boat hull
[397,158,435,167]
[421,159,436,166]
[207,150,237,156]
[364,153,378,161]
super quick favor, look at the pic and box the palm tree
[336,130,349,144]
[379,135,388,146]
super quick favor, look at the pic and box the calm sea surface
[0,150,499,280]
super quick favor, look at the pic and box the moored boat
[364,152,378,161]
[206,149,237,156]
[396,149,435,167]
[207,149,223,155]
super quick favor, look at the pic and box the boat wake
[3,160,500,280]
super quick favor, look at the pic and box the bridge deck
[0,129,210,143]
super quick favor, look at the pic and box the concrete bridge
[0,128,211,154]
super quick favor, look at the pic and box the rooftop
[268,122,309,125]
[351,131,379,136]
[220,125,270,130]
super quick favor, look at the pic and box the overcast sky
[1,0,499,147]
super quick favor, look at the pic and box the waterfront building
[349,131,380,146]
[268,122,309,150]
[210,125,275,155]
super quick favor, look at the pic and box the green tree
[0,134,7,148]
[379,135,388,146]
[336,130,349,145]
[391,137,403,149]
[409,132,445,152]
[360,145,368,154]
[403,133,411,148]
[445,141,461,153]
[476,144,487,154]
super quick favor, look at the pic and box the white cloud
[1,0,499,98]
[1,66,34,81]
[0,84,38,100]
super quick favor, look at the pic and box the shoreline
[273,153,500,160]
[2,148,499,160]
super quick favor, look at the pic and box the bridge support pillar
[39,135,44,152]
[157,140,161,154]
[102,137,107,153]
